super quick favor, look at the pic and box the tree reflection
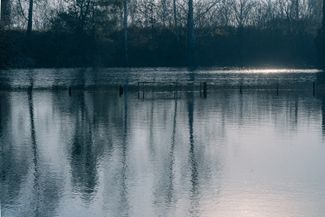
[3,77,325,217]
[70,91,98,201]
[119,83,129,217]
[187,82,200,217]
[166,97,178,204]
[315,72,325,137]
[28,73,61,217]
[0,92,34,216]
[28,80,41,217]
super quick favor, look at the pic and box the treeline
[0,26,318,68]
[0,0,324,68]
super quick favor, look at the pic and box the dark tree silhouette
[123,0,129,66]
[187,0,195,67]
[322,3,325,30]
[173,0,178,36]
[0,0,323,68]
[27,0,33,35]
[316,0,325,67]
[0,0,10,27]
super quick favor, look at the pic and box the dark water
[1,68,325,217]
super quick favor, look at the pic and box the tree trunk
[161,0,167,26]
[323,0,325,29]
[123,0,128,66]
[187,0,194,66]
[27,0,33,35]
[173,0,178,34]
[1,0,10,27]
[295,0,299,19]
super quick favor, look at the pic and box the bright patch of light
[242,69,321,74]
[204,68,322,74]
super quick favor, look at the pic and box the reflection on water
[1,69,325,217]
[0,68,323,89]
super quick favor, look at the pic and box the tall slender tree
[123,0,128,66]
[0,0,10,27]
[292,0,299,19]
[173,0,179,39]
[316,0,325,67]
[187,0,194,66]
[323,0,325,28]
[173,0,177,28]
[27,0,33,35]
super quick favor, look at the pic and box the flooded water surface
[1,68,325,217]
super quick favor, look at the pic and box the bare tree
[187,0,194,65]
[160,0,167,26]
[27,0,33,35]
[195,0,221,28]
[219,0,233,27]
[291,0,299,19]
[233,0,256,28]
[123,0,128,65]
[173,0,178,31]
[1,0,11,27]
[323,0,325,28]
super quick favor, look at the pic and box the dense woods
[0,0,324,68]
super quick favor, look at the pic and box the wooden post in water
[119,85,124,96]
[142,82,145,99]
[276,83,279,96]
[137,82,140,98]
[28,85,33,94]
[313,82,316,96]
[174,82,178,99]
[203,82,207,98]
[123,80,128,97]
[239,85,242,94]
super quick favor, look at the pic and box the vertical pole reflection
[166,97,178,204]
[187,85,199,217]
[28,76,40,217]
[316,73,325,138]
[0,93,3,183]
[321,96,325,138]
[70,90,98,201]
[294,98,298,127]
[149,94,155,154]
[239,86,243,126]
[120,79,129,217]
[0,95,2,134]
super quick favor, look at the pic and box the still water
[1,68,325,217]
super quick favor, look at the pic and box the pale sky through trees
[2,0,323,30]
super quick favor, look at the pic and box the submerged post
[203,82,207,98]
[28,85,33,94]
[276,83,279,96]
[313,82,316,96]
[69,87,71,96]
[137,82,140,98]
[142,82,145,99]
[119,85,124,96]
[239,85,242,94]
[174,81,178,99]
[122,80,128,98]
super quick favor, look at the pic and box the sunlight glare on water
[234,68,322,74]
